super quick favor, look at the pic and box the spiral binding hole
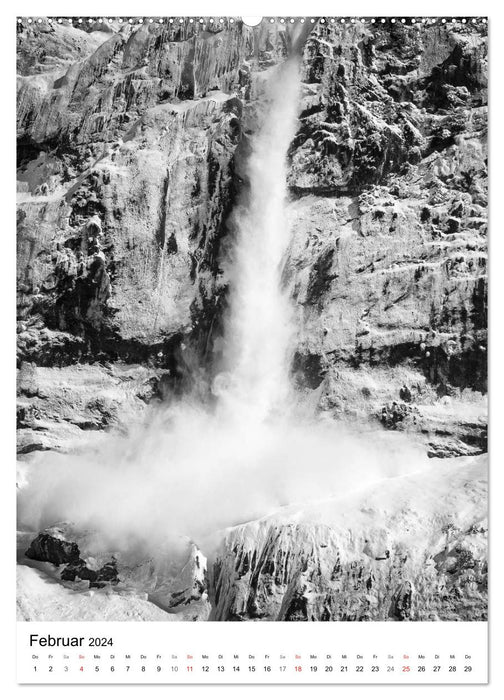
[17,16,489,28]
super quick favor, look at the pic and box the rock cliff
[286,19,487,457]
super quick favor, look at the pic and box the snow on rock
[20,524,210,621]
[16,565,178,622]
[211,455,487,621]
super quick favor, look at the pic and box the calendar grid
[17,621,488,684]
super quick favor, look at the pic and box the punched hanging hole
[242,17,263,26]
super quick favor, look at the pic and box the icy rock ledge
[211,455,487,621]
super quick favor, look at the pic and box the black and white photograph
[16,15,488,627]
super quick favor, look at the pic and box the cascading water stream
[215,56,302,424]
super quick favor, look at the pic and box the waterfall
[216,56,302,423]
[18,32,430,556]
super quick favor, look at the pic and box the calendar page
[16,14,488,685]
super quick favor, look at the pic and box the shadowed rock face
[25,531,119,588]
[25,532,81,565]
